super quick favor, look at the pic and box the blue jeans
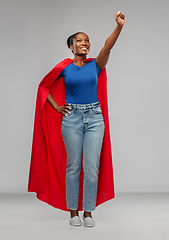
[61,102,105,212]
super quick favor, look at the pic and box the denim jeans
[61,102,105,212]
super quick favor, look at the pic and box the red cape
[28,58,115,211]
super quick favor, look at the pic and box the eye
[86,39,90,43]
[76,39,81,42]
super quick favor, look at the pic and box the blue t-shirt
[59,59,101,104]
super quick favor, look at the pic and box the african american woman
[28,11,125,227]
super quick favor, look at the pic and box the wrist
[54,104,59,111]
[116,24,123,30]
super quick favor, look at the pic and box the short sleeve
[94,58,102,76]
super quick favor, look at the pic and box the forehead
[75,33,89,39]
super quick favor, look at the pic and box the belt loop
[74,104,76,112]
[92,103,94,111]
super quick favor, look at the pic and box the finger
[64,103,71,110]
[118,15,124,23]
[115,11,120,19]
[64,105,71,110]
[62,110,67,116]
[62,105,71,112]
[120,13,125,19]
[120,17,125,24]
[117,18,122,24]
[64,109,70,113]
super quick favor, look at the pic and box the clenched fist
[115,11,125,27]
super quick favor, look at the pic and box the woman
[28,11,125,227]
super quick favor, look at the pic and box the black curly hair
[67,32,84,53]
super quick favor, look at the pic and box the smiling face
[70,33,90,57]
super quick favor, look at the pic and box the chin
[77,53,88,57]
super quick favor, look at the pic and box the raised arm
[96,11,125,70]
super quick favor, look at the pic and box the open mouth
[80,47,88,51]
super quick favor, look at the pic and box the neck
[73,58,87,62]
[72,57,87,67]
[73,55,87,61]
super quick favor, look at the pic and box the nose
[82,41,87,46]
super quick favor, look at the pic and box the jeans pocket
[63,108,74,117]
[93,105,102,114]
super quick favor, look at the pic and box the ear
[70,44,73,51]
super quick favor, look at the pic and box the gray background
[0,0,168,193]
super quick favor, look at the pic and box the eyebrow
[75,37,90,40]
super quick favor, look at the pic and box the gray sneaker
[83,215,95,227]
[70,216,82,226]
